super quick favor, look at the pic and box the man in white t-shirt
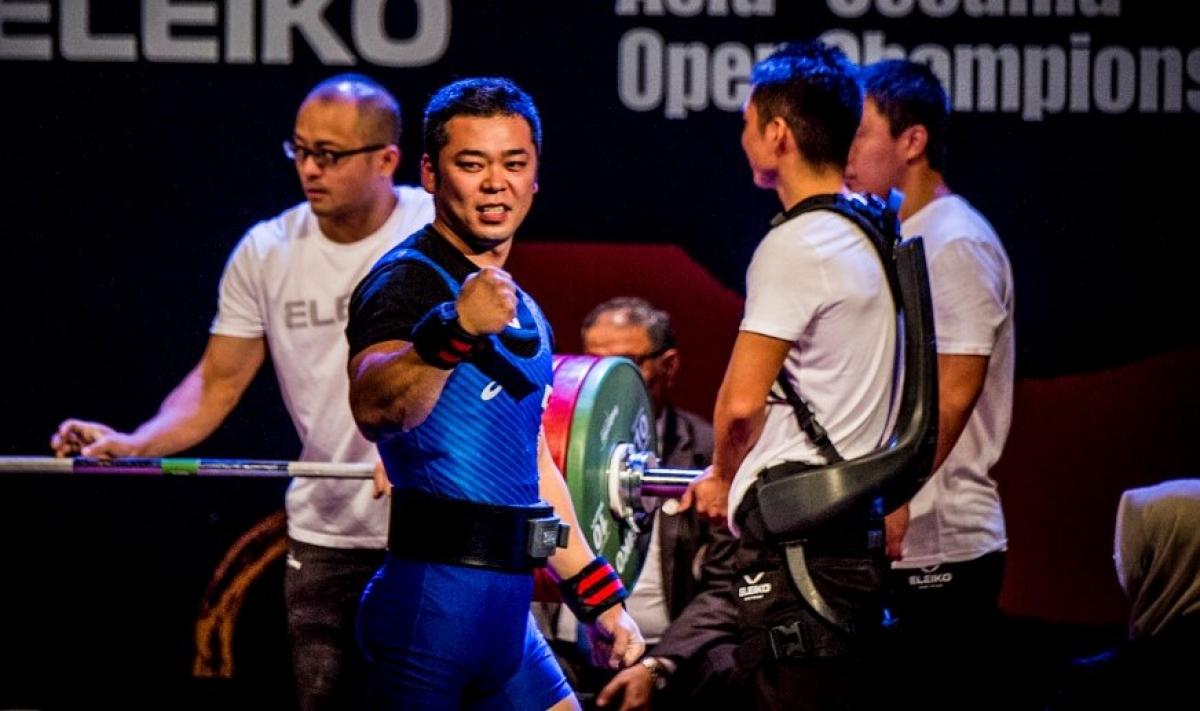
[682,41,897,710]
[50,74,433,710]
[846,59,1014,706]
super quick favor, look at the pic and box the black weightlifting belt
[388,488,570,572]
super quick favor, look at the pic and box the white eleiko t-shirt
[894,194,1013,567]
[211,185,434,549]
[728,209,898,530]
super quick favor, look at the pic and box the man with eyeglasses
[581,297,712,472]
[51,74,433,710]
[531,297,730,706]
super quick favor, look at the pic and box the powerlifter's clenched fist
[456,266,517,336]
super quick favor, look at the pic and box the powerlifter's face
[422,114,539,252]
[846,99,908,199]
[293,97,395,221]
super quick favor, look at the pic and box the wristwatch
[639,656,671,691]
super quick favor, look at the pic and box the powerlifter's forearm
[540,429,645,667]
[536,431,599,579]
[348,339,453,441]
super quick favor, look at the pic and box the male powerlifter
[346,77,644,709]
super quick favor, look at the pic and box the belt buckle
[527,516,569,559]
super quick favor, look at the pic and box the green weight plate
[563,356,657,589]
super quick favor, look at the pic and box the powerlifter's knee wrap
[558,557,628,622]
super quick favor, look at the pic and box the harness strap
[784,542,852,630]
[774,372,843,464]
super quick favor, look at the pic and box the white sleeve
[739,229,824,342]
[210,232,264,338]
[927,238,1008,356]
[398,185,436,233]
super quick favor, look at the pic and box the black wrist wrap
[411,302,480,369]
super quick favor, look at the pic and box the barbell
[0,355,704,589]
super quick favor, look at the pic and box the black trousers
[284,538,386,711]
[887,550,1006,631]
[733,488,888,711]
[883,551,1008,710]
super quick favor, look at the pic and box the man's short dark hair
[748,40,862,171]
[306,73,402,145]
[581,297,676,354]
[422,77,543,164]
[861,59,950,172]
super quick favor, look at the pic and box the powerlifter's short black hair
[423,77,542,163]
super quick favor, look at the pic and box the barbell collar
[640,468,702,498]
[608,443,650,532]
[606,443,704,513]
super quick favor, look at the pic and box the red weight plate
[535,354,599,602]
[532,568,561,602]
[542,354,600,475]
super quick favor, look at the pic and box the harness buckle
[768,621,807,659]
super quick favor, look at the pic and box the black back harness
[751,190,939,635]
[758,189,939,540]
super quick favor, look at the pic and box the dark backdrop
[5,4,1198,456]
[1,1,1197,706]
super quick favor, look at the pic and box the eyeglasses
[624,348,670,366]
[282,140,388,169]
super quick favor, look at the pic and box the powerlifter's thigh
[468,612,574,711]
[357,556,566,709]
